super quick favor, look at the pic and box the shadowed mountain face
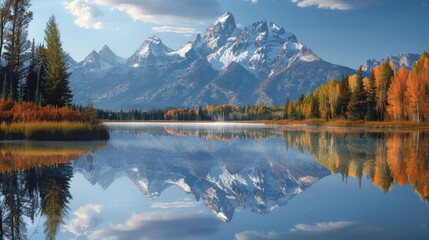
[70,12,355,110]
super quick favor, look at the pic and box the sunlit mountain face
[1,124,428,239]
[69,12,356,110]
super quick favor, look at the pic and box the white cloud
[91,0,221,23]
[290,0,382,10]
[65,204,104,237]
[150,200,199,209]
[244,0,259,4]
[151,26,197,37]
[64,0,104,29]
[234,221,386,240]
[88,211,219,240]
[290,221,356,232]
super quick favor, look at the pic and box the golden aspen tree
[387,67,409,121]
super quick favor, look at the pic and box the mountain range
[68,12,418,110]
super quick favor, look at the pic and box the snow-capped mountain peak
[137,35,172,58]
[98,45,125,66]
[83,50,99,64]
[70,12,355,109]
[76,45,125,71]
[128,35,175,67]
[205,12,237,50]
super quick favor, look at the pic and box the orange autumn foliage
[0,99,85,123]
[387,67,409,120]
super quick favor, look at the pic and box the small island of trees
[0,1,108,141]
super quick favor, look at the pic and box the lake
[0,122,428,239]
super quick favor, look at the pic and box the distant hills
[68,12,419,110]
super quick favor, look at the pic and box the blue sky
[28,0,429,69]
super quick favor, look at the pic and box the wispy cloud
[290,221,356,232]
[150,200,199,209]
[64,0,104,29]
[88,211,219,240]
[235,221,386,240]
[244,0,259,4]
[151,26,198,37]
[65,204,104,237]
[290,0,383,10]
[91,0,221,23]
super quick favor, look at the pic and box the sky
[28,0,429,69]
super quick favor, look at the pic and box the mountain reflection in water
[0,123,428,239]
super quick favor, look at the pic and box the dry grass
[0,121,110,141]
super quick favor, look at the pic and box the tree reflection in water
[0,141,105,240]
[281,129,429,202]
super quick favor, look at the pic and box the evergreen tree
[1,73,7,98]
[43,15,72,107]
[40,164,72,240]
[365,72,377,121]
[196,106,202,121]
[22,39,36,101]
[335,75,350,119]
[347,72,367,120]
[0,1,12,61]
[3,0,32,101]
[284,97,290,119]
[305,94,320,119]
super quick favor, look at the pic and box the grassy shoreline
[0,121,110,141]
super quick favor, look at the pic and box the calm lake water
[0,122,428,240]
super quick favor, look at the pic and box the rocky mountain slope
[70,12,356,110]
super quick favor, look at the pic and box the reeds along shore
[0,99,109,141]
[0,122,109,141]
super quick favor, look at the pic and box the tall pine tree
[335,75,350,119]
[347,72,367,120]
[43,15,72,107]
[3,0,32,101]
[365,72,377,121]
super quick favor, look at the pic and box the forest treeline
[284,51,429,122]
[96,105,284,121]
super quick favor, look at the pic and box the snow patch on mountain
[70,12,356,109]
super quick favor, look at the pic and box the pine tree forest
[0,0,72,107]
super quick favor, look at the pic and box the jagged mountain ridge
[361,53,420,74]
[69,12,356,109]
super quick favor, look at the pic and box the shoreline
[0,121,110,141]
[101,119,429,130]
